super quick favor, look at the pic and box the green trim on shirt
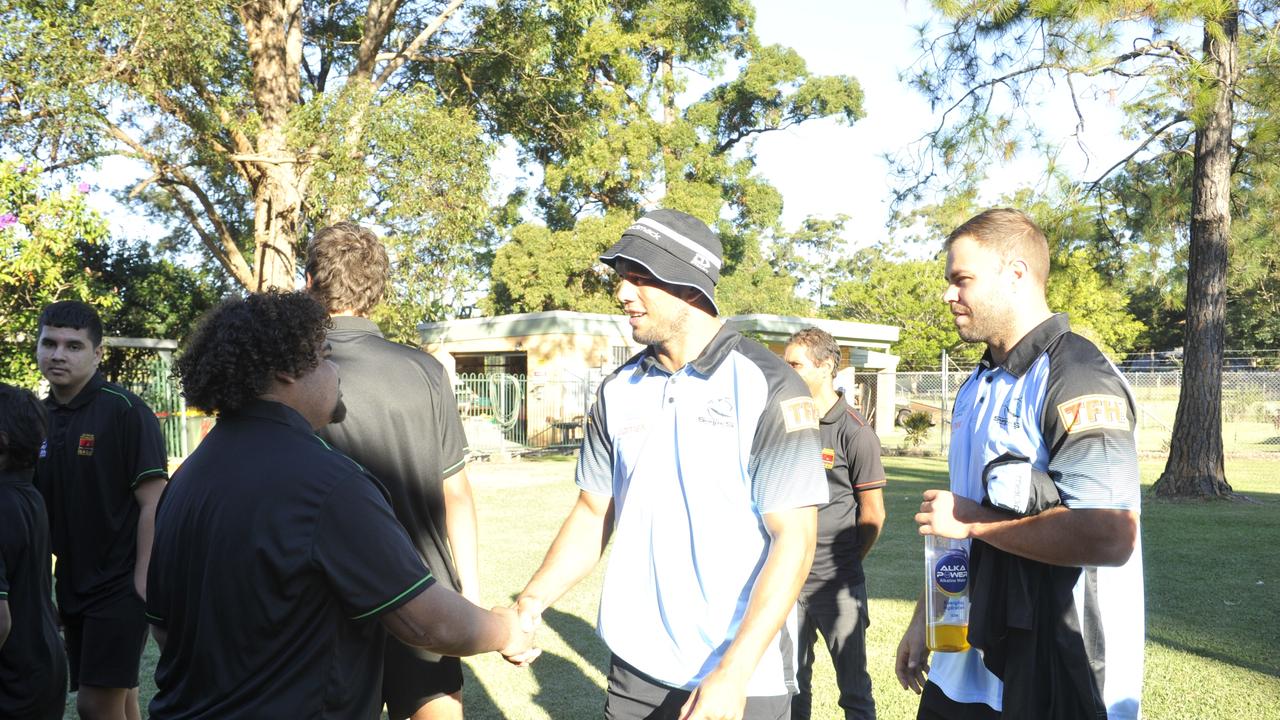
[100,386,133,408]
[441,458,466,478]
[131,468,168,489]
[350,573,434,621]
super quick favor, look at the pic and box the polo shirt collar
[820,393,850,425]
[46,371,107,410]
[979,313,1071,378]
[0,467,34,485]
[227,398,316,433]
[633,324,740,379]
[329,315,383,337]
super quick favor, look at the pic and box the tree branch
[103,121,253,285]
[373,0,467,89]
[1088,114,1188,187]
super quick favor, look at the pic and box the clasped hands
[496,596,545,667]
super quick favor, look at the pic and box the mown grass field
[98,454,1278,719]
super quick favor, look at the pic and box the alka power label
[934,550,969,597]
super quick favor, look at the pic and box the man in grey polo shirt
[513,209,828,720]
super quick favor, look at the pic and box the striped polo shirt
[577,325,829,696]
[929,313,1144,719]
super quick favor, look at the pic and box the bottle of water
[925,535,970,652]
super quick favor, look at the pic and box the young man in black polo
[784,327,886,720]
[146,292,533,719]
[306,222,480,720]
[0,383,68,720]
[33,301,167,720]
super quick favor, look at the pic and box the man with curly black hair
[146,292,534,719]
[0,383,68,720]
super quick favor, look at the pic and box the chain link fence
[891,368,1280,456]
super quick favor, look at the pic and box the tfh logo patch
[780,397,819,433]
[77,433,95,456]
[1057,394,1129,434]
[821,448,835,469]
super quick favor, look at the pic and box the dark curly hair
[176,291,331,415]
[0,382,48,471]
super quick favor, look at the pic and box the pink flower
[77,181,91,193]
[0,213,17,230]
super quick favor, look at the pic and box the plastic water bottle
[925,535,970,652]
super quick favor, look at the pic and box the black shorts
[381,638,464,720]
[604,654,789,720]
[62,591,148,691]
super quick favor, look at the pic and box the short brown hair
[787,327,840,378]
[946,208,1050,287]
[305,222,390,316]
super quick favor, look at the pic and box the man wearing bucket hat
[514,209,829,720]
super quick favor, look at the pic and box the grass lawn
[100,454,1278,719]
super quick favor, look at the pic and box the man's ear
[304,272,313,290]
[274,370,299,385]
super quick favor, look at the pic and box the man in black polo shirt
[0,383,67,720]
[33,301,168,720]
[306,223,480,720]
[784,328,887,720]
[146,292,532,719]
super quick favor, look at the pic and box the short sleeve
[575,380,614,496]
[125,398,169,489]
[436,370,469,478]
[312,474,436,620]
[749,375,828,513]
[1041,335,1141,512]
[847,427,886,491]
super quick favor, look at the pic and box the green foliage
[463,0,863,317]
[0,161,116,387]
[485,214,630,315]
[902,410,934,448]
[827,248,974,369]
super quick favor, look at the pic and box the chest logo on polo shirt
[1057,394,1129,434]
[697,396,736,429]
[77,433,95,456]
[995,396,1024,430]
[780,396,819,433]
[821,448,835,469]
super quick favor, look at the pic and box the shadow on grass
[1141,487,1280,678]
[527,607,611,717]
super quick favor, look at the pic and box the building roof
[420,310,899,349]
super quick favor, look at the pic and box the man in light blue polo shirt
[894,208,1144,719]
[514,209,828,720]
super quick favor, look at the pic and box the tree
[0,161,118,387]
[898,1,1279,498]
[2,0,493,315]
[467,1,862,316]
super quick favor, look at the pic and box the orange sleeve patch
[1056,394,1129,434]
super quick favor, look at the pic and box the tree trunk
[1154,7,1237,499]
[242,0,305,291]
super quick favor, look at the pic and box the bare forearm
[443,469,481,602]
[856,489,885,561]
[383,584,510,656]
[0,600,10,651]
[518,491,613,609]
[713,507,816,682]
[134,492,162,600]
[967,505,1137,567]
